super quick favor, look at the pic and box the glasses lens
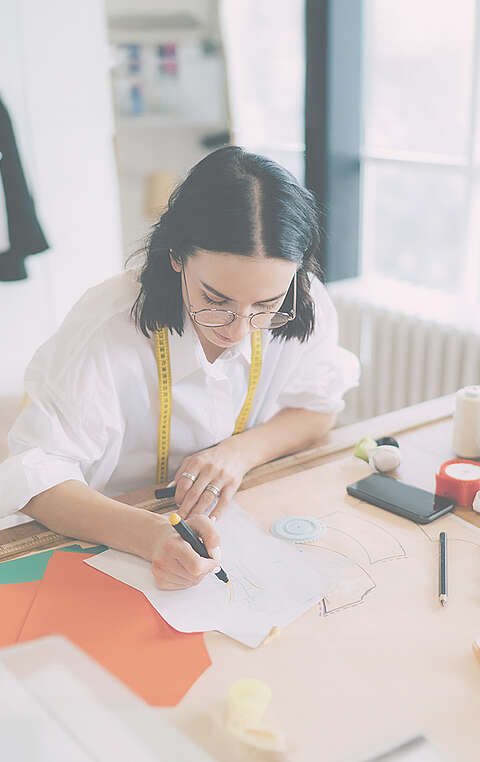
[193,309,235,327]
[251,312,289,329]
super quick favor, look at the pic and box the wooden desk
[164,397,480,762]
[3,393,480,762]
[115,393,480,761]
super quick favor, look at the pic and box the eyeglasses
[181,265,297,330]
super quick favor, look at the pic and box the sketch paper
[86,502,338,647]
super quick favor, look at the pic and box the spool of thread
[354,437,377,462]
[452,386,480,459]
[375,436,399,448]
[435,459,480,507]
[226,679,272,730]
[224,678,285,752]
[368,445,402,473]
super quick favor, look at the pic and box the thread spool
[435,459,480,507]
[376,436,400,448]
[354,437,377,462]
[226,679,271,730]
[225,679,285,752]
[368,445,402,473]
[452,386,480,459]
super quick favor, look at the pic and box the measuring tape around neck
[153,326,263,484]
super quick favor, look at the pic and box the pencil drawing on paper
[312,508,480,616]
[303,510,407,616]
[225,560,265,606]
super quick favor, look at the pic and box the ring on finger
[204,483,221,497]
[181,471,197,483]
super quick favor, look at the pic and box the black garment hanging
[0,97,48,281]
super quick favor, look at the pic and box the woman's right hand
[151,514,221,590]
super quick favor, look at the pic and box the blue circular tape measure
[270,516,325,543]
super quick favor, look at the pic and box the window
[220,0,305,183]
[361,0,480,299]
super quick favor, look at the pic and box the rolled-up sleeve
[0,325,122,518]
[0,448,87,517]
[275,279,360,414]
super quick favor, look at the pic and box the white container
[452,386,480,459]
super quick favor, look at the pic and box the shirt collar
[167,315,253,384]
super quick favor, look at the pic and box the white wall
[0,0,123,397]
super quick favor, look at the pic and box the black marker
[169,513,229,584]
[155,486,176,500]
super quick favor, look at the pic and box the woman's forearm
[21,479,165,561]
[233,407,336,473]
[21,410,334,543]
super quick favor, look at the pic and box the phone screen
[347,473,454,521]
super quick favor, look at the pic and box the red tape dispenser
[435,459,480,507]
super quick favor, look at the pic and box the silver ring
[205,483,221,497]
[181,471,197,483]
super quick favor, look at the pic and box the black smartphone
[346,473,455,524]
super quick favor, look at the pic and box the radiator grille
[331,290,480,424]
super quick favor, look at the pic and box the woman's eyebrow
[200,280,285,304]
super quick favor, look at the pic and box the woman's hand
[172,436,251,519]
[151,514,221,590]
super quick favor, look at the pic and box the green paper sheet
[0,545,107,584]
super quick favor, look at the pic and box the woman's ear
[169,249,181,273]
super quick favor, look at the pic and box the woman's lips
[213,329,236,343]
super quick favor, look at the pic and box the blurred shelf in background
[105,0,230,258]
[115,116,226,130]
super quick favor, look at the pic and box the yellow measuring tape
[153,327,263,484]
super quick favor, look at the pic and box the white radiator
[329,277,480,425]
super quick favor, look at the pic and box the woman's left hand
[172,437,250,519]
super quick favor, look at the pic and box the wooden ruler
[0,520,69,561]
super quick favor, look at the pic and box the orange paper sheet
[0,580,40,647]
[18,551,211,705]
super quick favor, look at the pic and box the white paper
[1,637,216,762]
[0,661,93,762]
[26,663,159,762]
[86,502,338,647]
[25,662,213,762]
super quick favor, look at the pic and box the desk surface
[166,455,480,762]
[4,394,479,762]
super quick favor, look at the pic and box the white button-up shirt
[0,269,359,517]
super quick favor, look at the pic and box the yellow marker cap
[169,513,181,526]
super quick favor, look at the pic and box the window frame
[305,0,364,282]
[359,0,480,300]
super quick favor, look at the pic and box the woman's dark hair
[131,145,324,342]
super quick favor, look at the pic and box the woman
[0,146,359,589]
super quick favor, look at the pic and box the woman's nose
[226,315,251,341]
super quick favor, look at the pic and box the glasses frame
[181,264,297,330]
